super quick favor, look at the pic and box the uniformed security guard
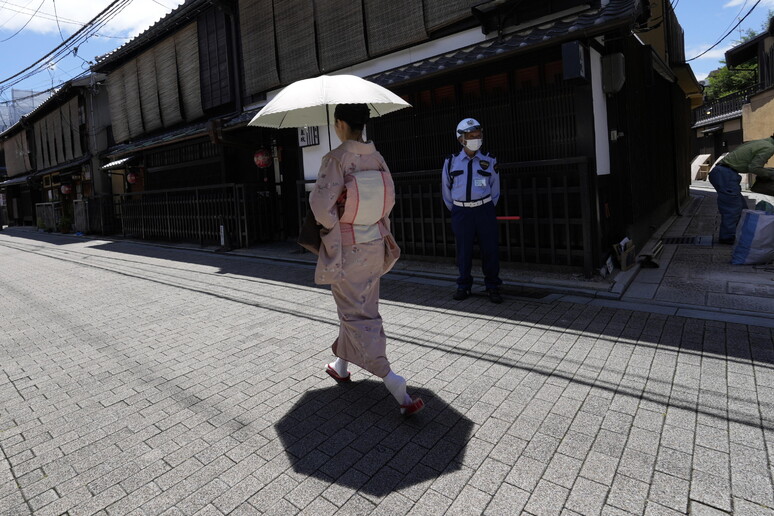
[442,118,503,303]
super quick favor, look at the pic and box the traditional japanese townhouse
[724,18,774,149]
[91,0,700,277]
[91,0,292,249]
[0,119,35,227]
[275,0,700,276]
[0,75,112,232]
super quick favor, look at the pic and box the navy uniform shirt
[442,149,499,211]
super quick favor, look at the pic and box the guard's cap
[456,118,482,136]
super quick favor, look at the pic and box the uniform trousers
[708,164,748,241]
[450,202,501,290]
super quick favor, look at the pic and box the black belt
[719,163,739,173]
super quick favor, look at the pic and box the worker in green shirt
[709,133,774,244]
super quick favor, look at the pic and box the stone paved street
[1,231,774,515]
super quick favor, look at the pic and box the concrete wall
[742,88,774,168]
[743,88,774,140]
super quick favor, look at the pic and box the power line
[0,0,133,93]
[0,0,47,43]
[52,0,66,42]
[0,0,85,27]
[686,0,762,62]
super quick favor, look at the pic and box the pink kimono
[309,140,400,378]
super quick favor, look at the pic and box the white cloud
[685,43,735,62]
[0,0,186,38]
[724,0,774,7]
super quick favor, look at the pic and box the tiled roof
[104,121,209,158]
[691,111,742,130]
[368,0,643,87]
[36,154,92,176]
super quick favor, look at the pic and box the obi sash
[339,170,394,244]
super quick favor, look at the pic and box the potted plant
[57,214,72,233]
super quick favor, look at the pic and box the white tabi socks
[383,370,412,412]
[329,358,348,378]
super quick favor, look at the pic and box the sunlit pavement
[1,227,773,515]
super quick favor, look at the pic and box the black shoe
[487,288,503,304]
[453,288,470,301]
[717,238,734,245]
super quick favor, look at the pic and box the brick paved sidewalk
[1,232,773,515]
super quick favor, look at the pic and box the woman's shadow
[275,380,474,497]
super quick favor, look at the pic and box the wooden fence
[298,156,596,277]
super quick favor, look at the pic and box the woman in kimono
[309,103,424,416]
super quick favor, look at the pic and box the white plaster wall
[591,48,611,176]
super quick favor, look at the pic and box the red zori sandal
[326,364,351,383]
[401,396,424,416]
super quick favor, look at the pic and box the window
[462,79,481,100]
[515,66,540,89]
[433,85,456,106]
[544,60,563,85]
[484,73,508,94]
[198,9,233,110]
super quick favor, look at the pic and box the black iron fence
[115,183,280,247]
[693,86,759,126]
[298,157,596,277]
[87,196,121,236]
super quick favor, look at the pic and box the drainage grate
[662,236,697,245]
[661,235,713,246]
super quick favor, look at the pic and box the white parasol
[247,74,411,129]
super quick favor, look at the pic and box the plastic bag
[755,200,774,214]
[731,210,774,265]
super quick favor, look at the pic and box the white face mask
[464,138,483,152]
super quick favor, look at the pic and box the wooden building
[21,0,701,277]
[0,75,112,231]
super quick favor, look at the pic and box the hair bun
[334,103,370,125]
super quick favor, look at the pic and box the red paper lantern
[127,172,138,184]
[253,149,272,168]
[60,184,72,195]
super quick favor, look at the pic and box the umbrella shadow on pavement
[275,380,474,497]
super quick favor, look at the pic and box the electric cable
[0,1,84,29]
[52,0,66,42]
[686,0,762,62]
[0,0,132,92]
[0,0,47,43]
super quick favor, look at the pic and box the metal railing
[693,85,760,125]
[115,183,280,248]
[297,157,596,277]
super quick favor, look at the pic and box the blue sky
[0,0,773,106]
[675,0,774,81]
[0,0,185,106]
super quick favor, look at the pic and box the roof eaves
[725,32,767,68]
[367,0,641,88]
[691,112,742,129]
[103,121,209,159]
